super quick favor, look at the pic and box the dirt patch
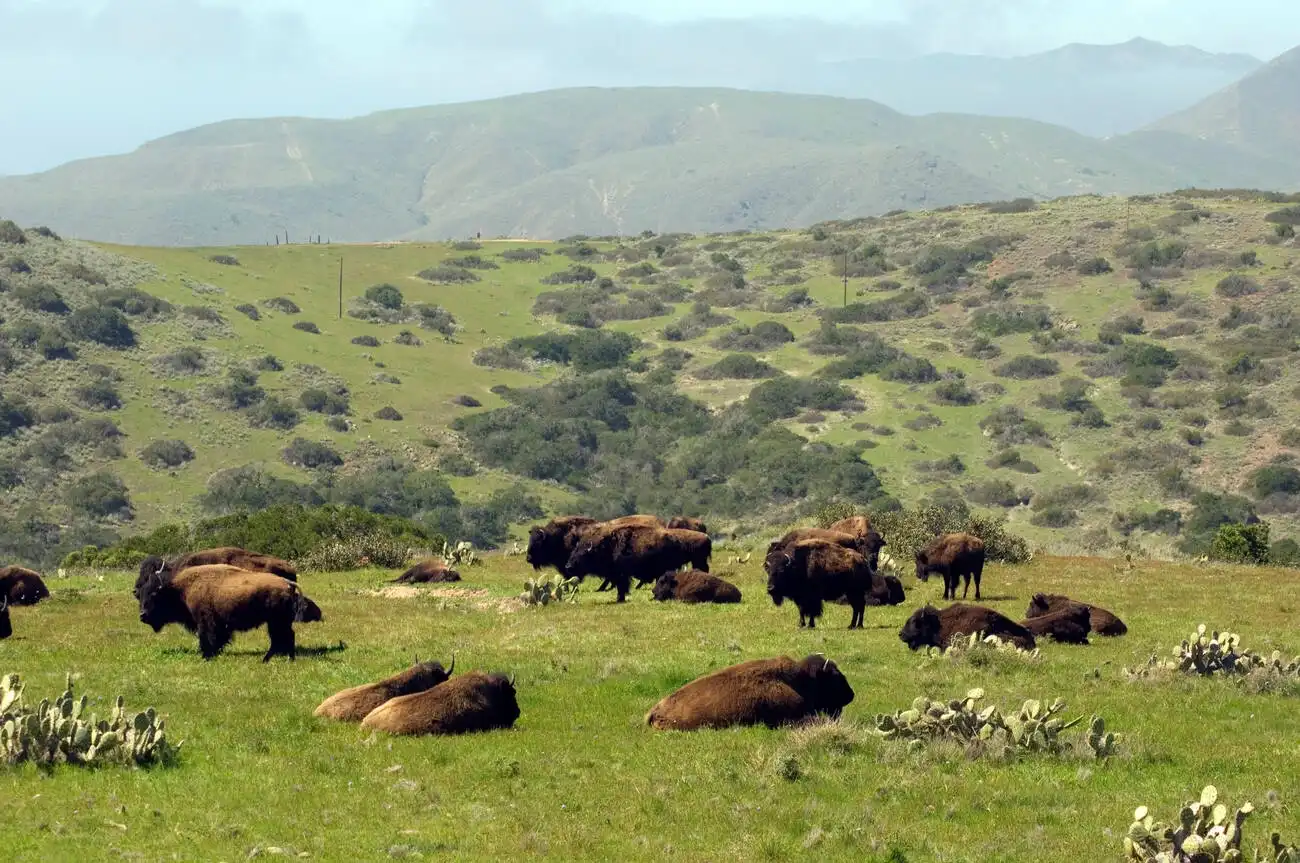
[365,585,523,613]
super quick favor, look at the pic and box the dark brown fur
[652,570,741,604]
[1019,604,1092,644]
[766,527,883,571]
[361,671,520,735]
[137,564,311,662]
[867,574,906,606]
[0,566,49,605]
[135,548,296,600]
[565,524,712,602]
[827,516,887,569]
[525,516,599,579]
[0,597,10,640]
[294,594,324,623]
[766,540,872,629]
[315,659,454,722]
[646,654,855,731]
[898,603,1036,651]
[915,533,986,601]
[392,559,462,584]
[665,516,708,535]
[1026,593,1127,636]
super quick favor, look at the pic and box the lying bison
[646,654,855,731]
[566,524,711,602]
[826,516,887,569]
[0,597,10,640]
[392,559,462,584]
[137,564,317,662]
[899,603,1036,651]
[361,671,520,735]
[135,548,297,600]
[915,533,986,601]
[0,566,49,605]
[1019,603,1091,645]
[1026,593,1127,636]
[315,657,454,722]
[652,570,741,604]
[867,574,906,606]
[766,540,872,629]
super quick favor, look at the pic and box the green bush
[292,321,320,335]
[1271,538,1300,566]
[60,262,107,285]
[234,303,259,320]
[1178,492,1260,555]
[1113,508,1182,536]
[448,255,499,271]
[140,439,195,469]
[247,397,301,431]
[282,437,343,469]
[0,220,27,245]
[1210,522,1271,565]
[933,379,980,406]
[210,254,239,266]
[351,335,380,348]
[375,406,403,421]
[972,304,1054,337]
[985,197,1038,214]
[1215,274,1260,298]
[211,369,265,409]
[418,265,480,284]
[1249,465,1300,499]
[697,354,778,380]
[745,376,857,423]
[16,284,69,315]
[75,380,122,411]
[980,407,1051,447]
[540,265,598,285]
[996,355,1060,379]
[1077,257,1113,276]
[65,472,133,520]
[262,297,301,314]
[964,479,1028,508]
[66,306,136,348]
[1127,240,1186,269]
[300,388,349,415]
[1265,205,1300,225]
[0,395,35,439]
[501,248,545,263]
[364,283,403,309]
[868,504,1030,563]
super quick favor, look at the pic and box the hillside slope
[1,190,1299,568]
[0,87,1293,247]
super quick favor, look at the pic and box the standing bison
[651,570,741,604]
[565,524,711,602]
[1026,593,1127,636]
[135,548,297,600]
[525,516,599,580]
[0,597,10,640]
[765,540,872,629]
[915,533,986,601]
[137,564,316,662]
[0,566,50,605]
[392,559,461,584]
[361,671,520,736]
[646,654,855,730]
[1019,603,1092,645]
[898,603,1036,651]
[315,657,454,722]
[827,516,887,569]
[767,527,882,569]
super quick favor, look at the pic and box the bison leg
[611,575,632,604]
[197,621,232,660]
[594,579,613,592]
[265,620,296,662]
[848,597,866,629]
[961,571,972,600]
[972,561,984,600]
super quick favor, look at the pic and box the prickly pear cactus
[924,630,1042,663]
[1122,785,1300,862]
[0,672,181,768]
[1124,625,1300,683]
[442,540,480,568]
[519,574,579,607]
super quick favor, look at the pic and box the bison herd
[0,510,1131,737]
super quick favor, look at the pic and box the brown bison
[646,654,855,731]
[652,570,741,604]
[766,540,872,629]
[137,564,316,662]
[1026,593,1127,636]
[766,527,881,570]
[361,671,520,735]
[827,516,887,568]
[565,524,711,602]
[0,597,10,640]
[392,559,462,584]
[1019,603,1092,645]
[0,566,49,605]
[898,603,1036,651]
[666,516,708,535]
[135,548,297,600]
[294,594,324,624]
[315,657,454,722]
[867,573,906,606]
[525,516,599,579]
[915,533,986,601]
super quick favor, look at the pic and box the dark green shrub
[38,328,74,360]
[996,355,1060,379]
[282,437,343,469]
[1240,250,1258,266]
[293,321,320,334]
[351,336,382,349]
[2,256,30,274]
[1276,224,1296,239]
[0,220,27,245]
[697,354,779,380]
[932,379,980,406]
[980,407,1051,447]
[248,397,300,431]
[262,297,301,314]
[325,417,349,433]
[436,451,477,477]
[66,306,136,348]
[1250,466,1300,499]
[212,368,265,409]
[253,355,283,372]
[713,321,795,352]
[1210,522,1271,565]
[60,262,107,285]
[418,265,480,284]
[1113,508,1182,536]
[1270,538,1300,566]
[0,394,35,438]
[1044,251,1076,270]
[540,265,598,285]
[159,346,205,374]
[375,406,403,421]
[745,376,857,423]
[181,305,223,324]
[75,380,121,411]
[1077,257,1113,276]
[140,439,195,469]
[1072,406,1109,428]
[364,283,404,309]
[501,248,545,263]
[1030,506,1077,528]
[300,388,349,415]
[1265,206,1300,225]
[447,255,498,271]
[209,254,239,266]
[822,290,929,324]
[235,303,260,320]
[1215,275,1260,298]
[971,304,1054,336]
[98,287,172,318]
[964,479,1028,508]
[65,472,133,520]
[199,467,323,514]
[16,284,69,315]
[1127,240,1186,269]
[985,198,1038,214]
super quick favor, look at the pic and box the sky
[0,0,1297,175]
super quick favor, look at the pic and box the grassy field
[4,553,1300,861]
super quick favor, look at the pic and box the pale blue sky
[0,0,1297,175]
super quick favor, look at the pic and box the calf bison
[565,524,711,602]
[135,548,297,600]
[392,559,462,584]
[898,603,1037,651]
[827,516,887,568]
[1020,603,1092,645]
[0,566,49,605]
[0,597,10,640]
[915,533,986,601]
[666,516,708,535]
[652,570,741,604]
[137,564,316,662]
[361,671,520,736]
[1026,593,1127,636]
[766,540,872,629]
[315,657,454,722]
[646,654,855,731]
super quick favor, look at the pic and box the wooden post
[842,251,849,307]
[338,257,343,320]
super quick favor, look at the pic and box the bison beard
[646,655,855,731]
[315,657,454,722]
[915,532,986,601]
[765,540,871,629]
[361,671,520,735]
[1026,593,1127,637]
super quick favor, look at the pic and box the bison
[867,573,906,606]
[294,594,324,624]
[898,603,1036,651]
[915,533,986,601]
[525,516,599,579]
[0,566,49,605]
[565,524,711,602]
[665,516,708,535]
[361,671,520,735]
[646,654,855,731]
[315,657,454,722]
[766,527,880,570]
[651,570,741,604]
[137,564,316,662]
[1019,603,1092,645]
[392,559,462,584]
[135,548,296,600]
[827,516,887,569]
[0,597,10,640]
[1026,593,1127,636]
[766,540,872,629]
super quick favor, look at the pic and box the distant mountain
[1145,45,1300,158]
[761,38,1262,137]
[0,85,1292,246]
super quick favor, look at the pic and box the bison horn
[508,672,516,687]
[0,597,7,612]
[447,651,456,675]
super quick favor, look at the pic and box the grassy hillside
[1,87,1296,246]
[1,188,1299,567]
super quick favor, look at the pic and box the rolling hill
[1,86,1296,247]
[1,189,1298,569]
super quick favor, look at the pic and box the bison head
[525,527,549,570]
[898,605,942,650]
[403,654,454,694]
[482,672,522,727]
[1026,593,1056,618]
[135,555,171,600]
[137,574,181,633]
[564,534,607,580]
[0,597,11,640]
[651,572,678,602]
[765,545,808,607]
[796,655,855,718]
[913,551,931,582]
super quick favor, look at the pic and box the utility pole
[842,250,849,307]
[338,257,343,320]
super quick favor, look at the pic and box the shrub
[140,439,195,469]
[1265,205,1300,225]
[300,388,349,415]
[282,437,343,469]
[247,397,300,430]
[0,395,35,439]
[996,355,1060,379]
[181,306,224,325]
[234,303,260,320]
[1271,538,1300,566]
[75,380,122,411]
[985,197,1038,214]
[0,220,27,244]
[95,287,172,319]
[300,531,415,571]
[66,472,133,520]
[1277,224,1297,239]
[159,347,205,374]
[1127,240,1186,269]
[209,254,239,266]
[292,321,320,335]
[972,304,1054,336]
[1210,522,1272,564]
[261,297,301,314]
[1250,465,1300,499]
[364,283,404,309]
[540,265,598,285]
[501,248,545,263]
[980,407,1051,447]
[325,416,349,433]
[965,479,1028,508]
[37,328,74,360]
[375,406,403,421]
[1031,506,1077,528]
[744,376,857,423]
[60,262,107,285]
[932,379,980,406]
[822,290,930,324]
[697,354,779,380]
[436,451,477,477]
[2,256,31,274]
[713,321,795,352]
[253,355,282,372]
[448,255,499,271]
[1215,274,1260,298]
[1044,251,1076,270]
[1077,257,1112,276]
[66,306,136,348]
[212,368,264,409]
[16,284,69,315]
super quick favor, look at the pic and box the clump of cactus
[925,630,1042,663]
[519,574,579,607]
[1124,784,1300,862]
[0,673,180,768]
[1124,625,1300,683]
[442,540,480,568]
[872,688,1115,760]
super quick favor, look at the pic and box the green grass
[4,554,1300,861]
